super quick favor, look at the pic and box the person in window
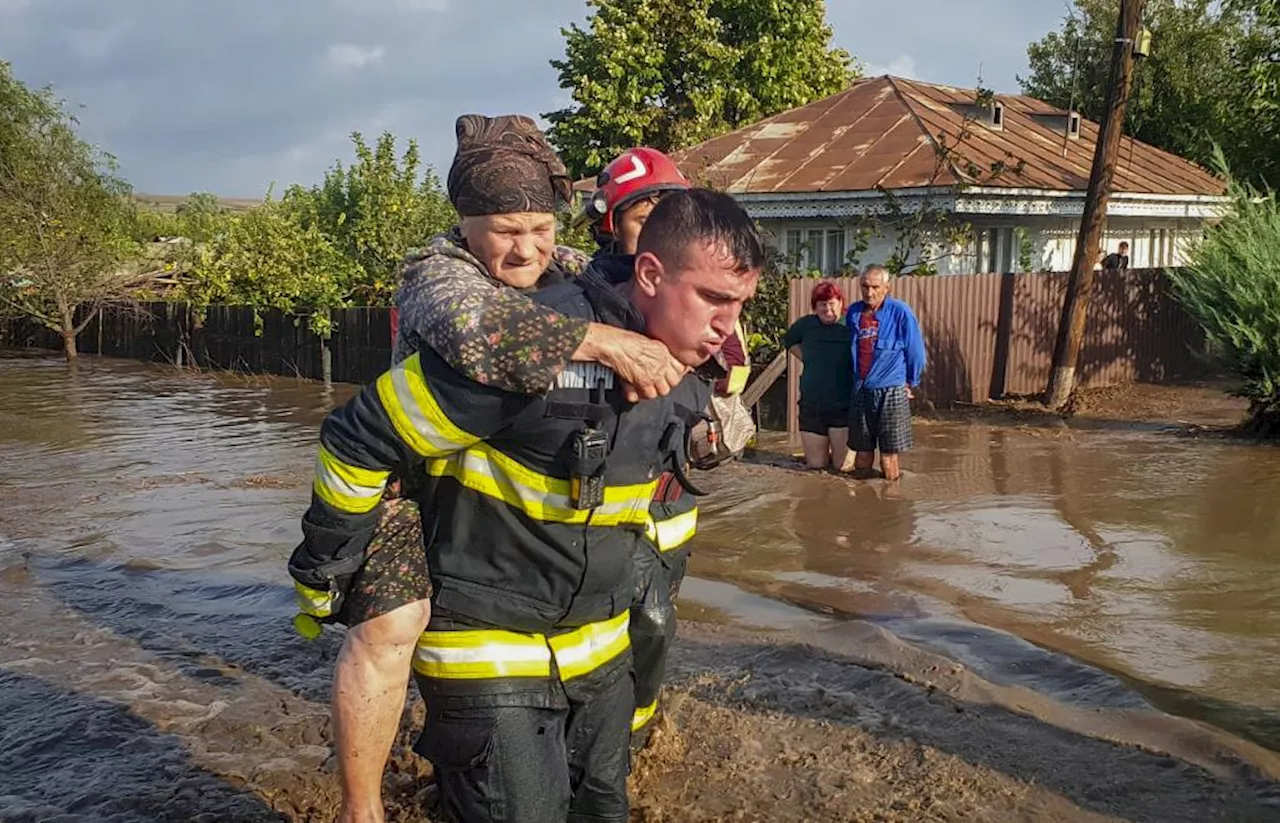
[782,279,853,470]
[1102,242,1130,272]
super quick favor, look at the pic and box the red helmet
[583,147,689,235]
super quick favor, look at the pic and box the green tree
[131,207,183,243]
[1020,0,1278,186]
[0,61,141,360]
[130,192,232,282]
[1228,0,1280,180]
[182,132,454,332]
[186,196,361,336]
[556,203,599,258]
[1166,150,1280,434]
[174,191,230,244]
[295,131,456,304]
[545,0,857,177]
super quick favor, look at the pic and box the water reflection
[3,353,1279,754]
[700,420,1280,729]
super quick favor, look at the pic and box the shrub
[1167,151,1280,434]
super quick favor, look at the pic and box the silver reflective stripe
[653,508,698,551]
[314,448,385,511]
[415,643,552,667]
[555,362,617,390]
[294,582,335,618]
[548,612,630,674]
[452,448,639,521]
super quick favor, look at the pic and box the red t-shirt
[857,309,879,381]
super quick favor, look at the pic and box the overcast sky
[0,0,1069,197]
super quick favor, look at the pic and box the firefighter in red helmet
[584,147,691,254]
[583,147,755,749]
[585,148,752,400]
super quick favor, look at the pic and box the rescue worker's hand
[576,324,688,402]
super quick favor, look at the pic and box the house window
[991,101,1005,131]
[1148,228,1170,266]
[785,227,847,274]
[977,227,1016,273]
[1068,112,1081,140]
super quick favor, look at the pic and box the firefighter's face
[634,240,759,367]
[613,196,660,255]
[461,212,556,288]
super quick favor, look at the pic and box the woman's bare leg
[800,432,831,469]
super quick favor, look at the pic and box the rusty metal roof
[669,76,1223,197]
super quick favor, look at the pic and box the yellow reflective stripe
[376,353,479,458]
[413,613,630,682]
[652,507,698,552]
[427,445,656,526]
[548,611,630,681]
[294,581,335,618]
[632,699,659,732]
[312,445,389,514]
[725,365,750,395]
[413,629,552,679]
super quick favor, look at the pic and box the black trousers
[414,654,634,823]
[630,542,690,744]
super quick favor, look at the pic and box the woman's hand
[576,323,688,402]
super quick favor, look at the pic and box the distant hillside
[133,193,262,213]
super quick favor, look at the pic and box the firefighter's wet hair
[636,188,766,276]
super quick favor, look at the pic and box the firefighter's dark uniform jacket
[289,258,714,694]
[575,255,708,740]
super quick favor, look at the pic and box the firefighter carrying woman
[288,113,763,823]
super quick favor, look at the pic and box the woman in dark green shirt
[782,280,853,470]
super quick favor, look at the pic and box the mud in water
[1,352,1279,822]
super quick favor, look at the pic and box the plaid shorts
[343,481,432,627]
[848,385,913,454]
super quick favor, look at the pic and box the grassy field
[133,193,262,213]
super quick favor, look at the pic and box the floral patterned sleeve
[393,236,592,394]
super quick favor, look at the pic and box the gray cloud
[0,0,1067,196]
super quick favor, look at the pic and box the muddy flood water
[2,352,1279,822]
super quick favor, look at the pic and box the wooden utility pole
[1045,0,1147,409]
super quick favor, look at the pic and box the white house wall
[758,218,971,275]
[760,215,1204,276]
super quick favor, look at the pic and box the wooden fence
[4,268,1208,435]
[786,268,1208,437]
[4,304,397,386]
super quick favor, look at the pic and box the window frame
[783,225,848,275]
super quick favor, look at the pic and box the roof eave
[736,187,1228,221]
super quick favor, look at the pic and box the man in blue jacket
[845,265,926,481]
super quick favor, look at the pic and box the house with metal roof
[671,75,1226,275]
